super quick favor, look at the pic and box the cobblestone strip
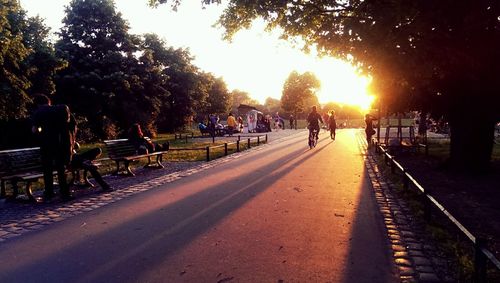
[0,132,298,242]
[356,133,448,283]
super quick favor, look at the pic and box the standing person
[226,113,237,135]
[31,94,76,201]
[365,114,377,145]
[209,114,218,136]
[289,114,295,130]
[328,110,337,140]
[237,116,244,132]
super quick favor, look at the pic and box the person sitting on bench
[70,143,113,192]
[128,123,168,154]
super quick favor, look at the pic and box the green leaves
[281,70,320,115]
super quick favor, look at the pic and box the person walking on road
[31,94,76,201]
[328,110,337,140]
[289,114,295,130]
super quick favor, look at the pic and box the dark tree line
[0,0,231,148]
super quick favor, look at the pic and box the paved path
[0,129,397,282]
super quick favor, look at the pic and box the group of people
[199,113,244,136]
[305,105,377,145]
[31,94,169,202]
[306,106,337,141]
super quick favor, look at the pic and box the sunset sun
[310,57,376,111]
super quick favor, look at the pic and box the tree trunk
[448,92,496,173]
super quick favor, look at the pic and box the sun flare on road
[311,57,375,111]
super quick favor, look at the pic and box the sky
[19,0,373,107]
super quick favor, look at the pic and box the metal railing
[375,143,500,282]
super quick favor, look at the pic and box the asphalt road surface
[0,129,396,283]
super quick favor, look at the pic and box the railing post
[247,138,251,149]
[257,136,260,145]
[224,143,228,156]
[206,146,210,161]
[236,140,240,152]
[265,134,268,143]
[474,238,488,283]
[212,135,215,144]
[423,189,432,222]
[390,159,395,174]
[185,135,188,143]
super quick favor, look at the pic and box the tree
[264,97,281,116]
[195,72,230,117]
[55,0,145,139]
[150,0,500,171]
[0,0,31,120]
[158,47,205,131]
[23,16,67,97]
[281,71,320,120]
[229,89,259,115]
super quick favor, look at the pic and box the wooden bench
[103,138,167,176]
[0,147,92,201]
[0,147,43,200]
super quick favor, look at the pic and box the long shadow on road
[0,131,337,282]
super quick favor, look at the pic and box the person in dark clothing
[328,110,337,140]
[31,94,76,201]
[307,106,323,145]
[365,114,377,145]
[70,143,113,192]
[307,106,323,132]
[289,114,295,130]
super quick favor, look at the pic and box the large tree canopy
[151,0,500,171]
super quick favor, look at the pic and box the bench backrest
[0,147,42,176]
[104,139,137,159]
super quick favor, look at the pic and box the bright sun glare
[309,57,376,112]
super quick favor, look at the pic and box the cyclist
[307,105,323,147]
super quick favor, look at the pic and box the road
[0,129,396,283]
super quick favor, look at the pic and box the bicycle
[308,127,319,149]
